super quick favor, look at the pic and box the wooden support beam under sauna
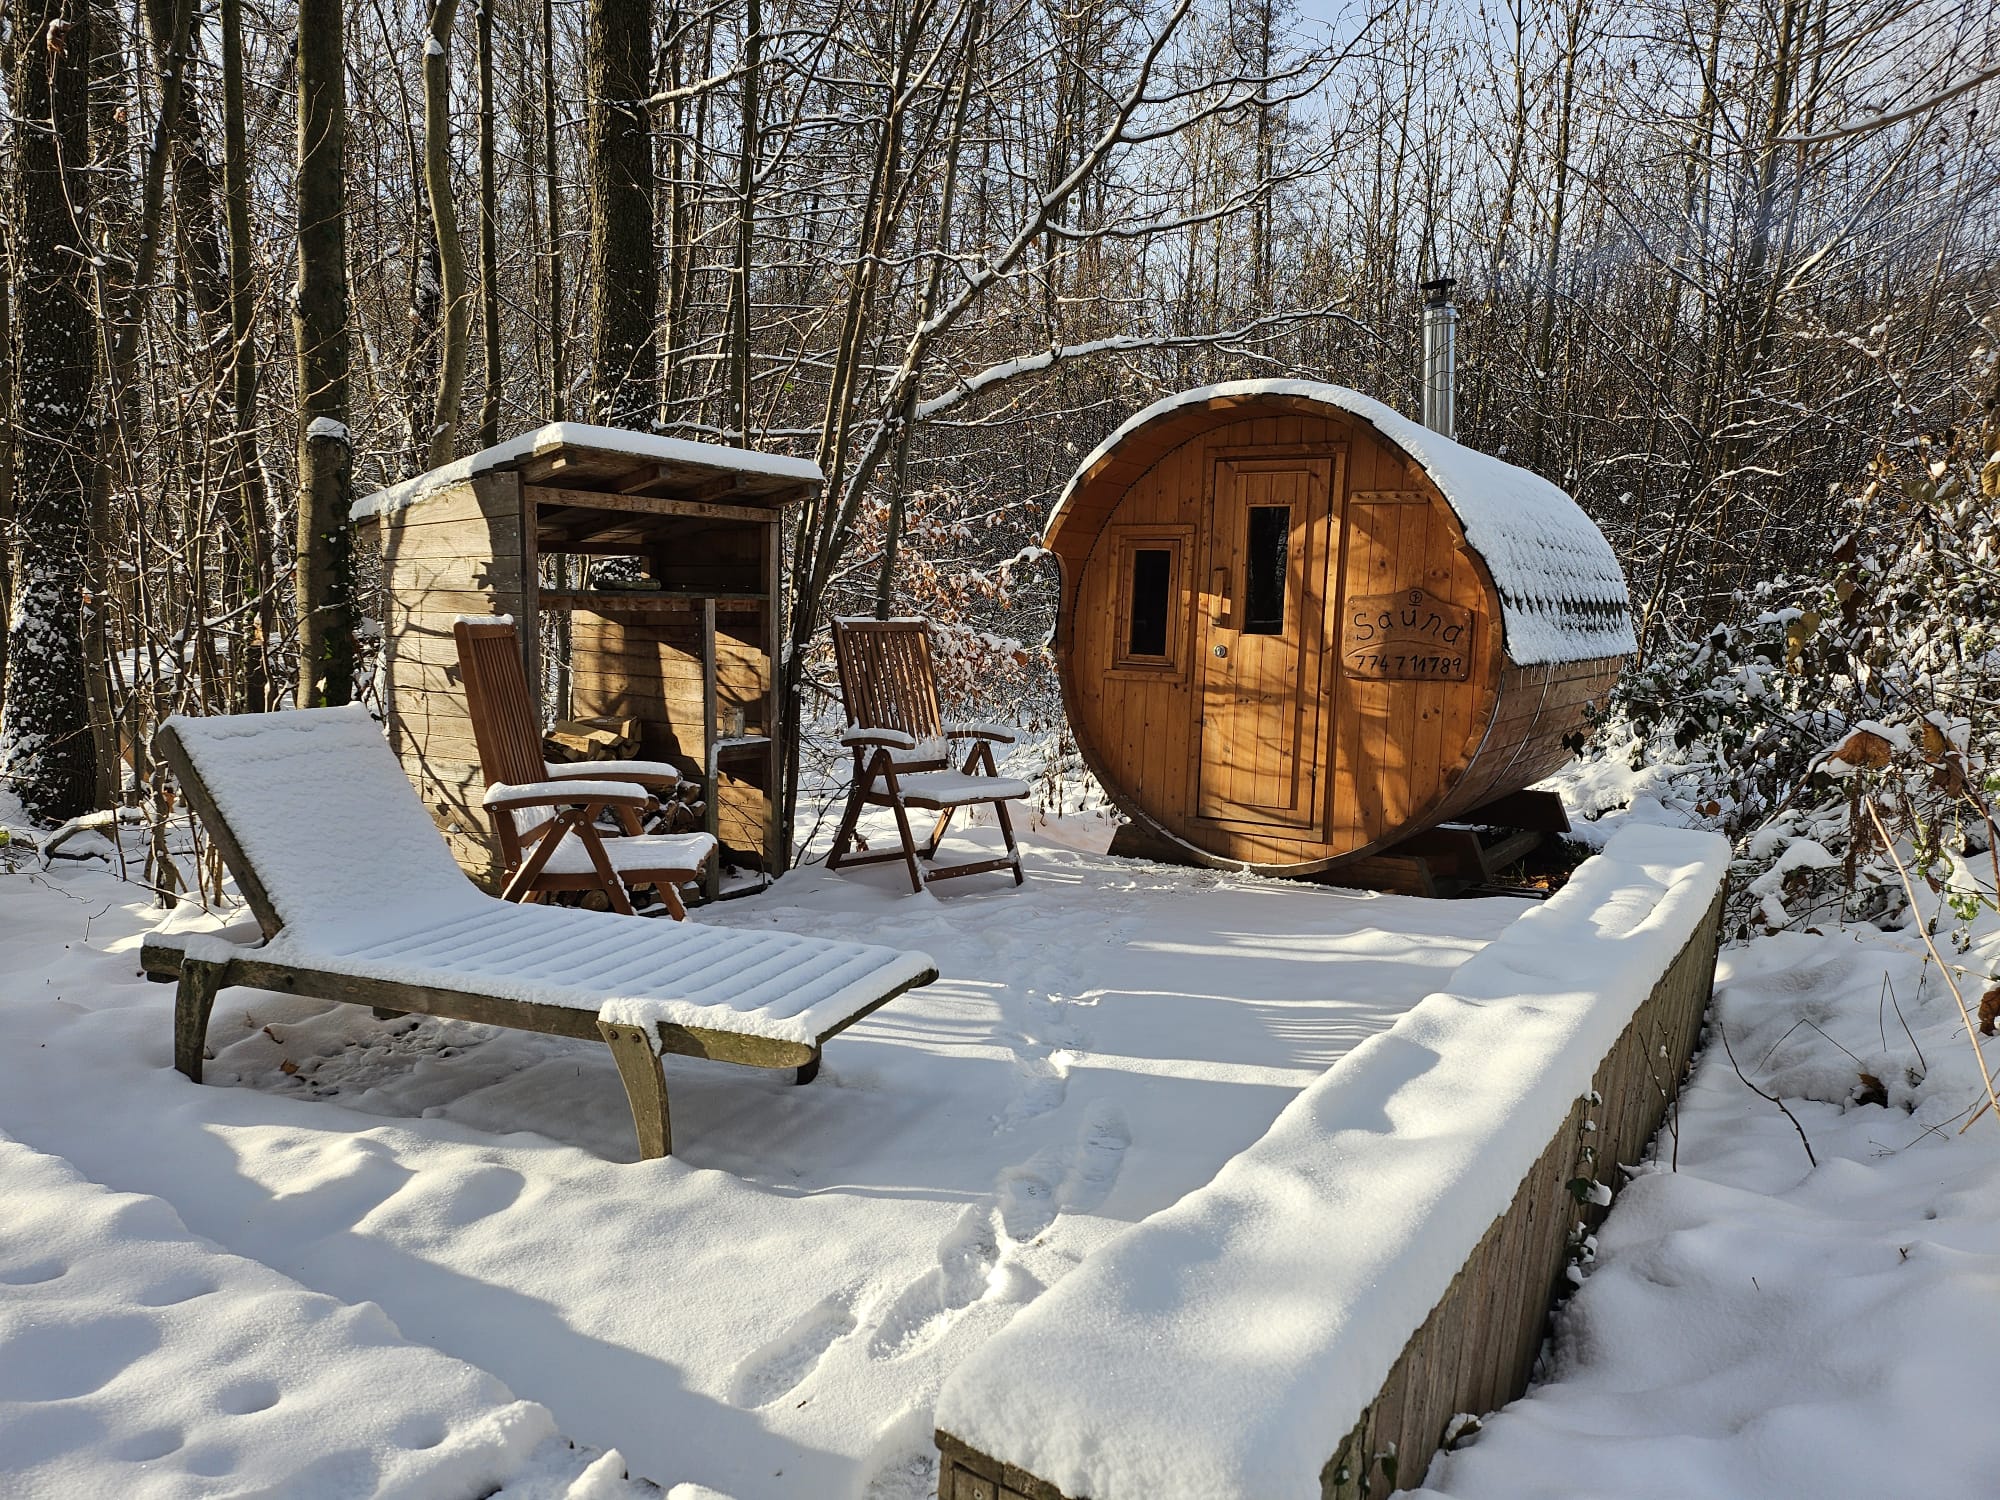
[351,423,821,902]
[1043,381,1637,887]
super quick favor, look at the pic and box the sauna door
[1195,455,1335,827]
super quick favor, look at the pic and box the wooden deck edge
[935,881,1726,1500]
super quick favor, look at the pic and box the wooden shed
[1046,380,1636,894]
[352,423,821,898]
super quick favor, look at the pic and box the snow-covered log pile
[933,825,1729,1500]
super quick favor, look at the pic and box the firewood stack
[544,716,705,834]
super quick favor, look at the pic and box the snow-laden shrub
[1578,378,2000,936]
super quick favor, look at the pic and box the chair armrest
[482,779,653,812]
[945,722,1019,745]
[543,758,682,789]
[841,726,918,750]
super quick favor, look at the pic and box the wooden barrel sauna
[1044,380,1636,884]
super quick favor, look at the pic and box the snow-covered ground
[1418,871,2000,1498]
[0,816,1524,1498]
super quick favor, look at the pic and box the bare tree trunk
[541,0,567,420]
[0,217,14,714]
[729,0,761,444]
[585,0,658,426]
[294,0,356,707]
[477,0,502,447]
[424,0,470,467]
[4,0,100,820]
[221,0,274,710]
[875,0,984,618]
[1532,0,1586,469]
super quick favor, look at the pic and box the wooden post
[702,595,720,901]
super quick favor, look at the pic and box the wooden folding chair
[826,617,1029,893]
[454,617,715,918]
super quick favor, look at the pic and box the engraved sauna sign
[1343,587,1473,681]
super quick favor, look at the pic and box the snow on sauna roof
[1048,380,1637,665]
[351,422,823,523]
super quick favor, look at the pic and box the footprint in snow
[865,1204,1000,1360]
[726,1293,858,1407]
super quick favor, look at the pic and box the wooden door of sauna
[1194,454,1338,828]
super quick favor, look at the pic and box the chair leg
[924,804,955,858]
[598,1021,672,1159]
[500,816,569,903]
[570,816,636,916]
[826,754,872,871]
[879,765,925,893]
[174,959,227,1083]
[657,879,689,921]
[993,795,1025,886]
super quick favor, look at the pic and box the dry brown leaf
[279,1058,299,1076]
[1979,985,1999,1038]
[1829,729,1895,769]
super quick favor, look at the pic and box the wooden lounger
[143,707,937,1159]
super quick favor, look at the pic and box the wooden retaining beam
[933,827,1728,1500]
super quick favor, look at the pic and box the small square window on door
[1110,528,1190,675]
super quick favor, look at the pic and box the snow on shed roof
[351,422,823,523]
[1047,380,1636,666]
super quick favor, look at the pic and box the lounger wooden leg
[174,959,226,1083]
[795,1052,821,1086]
[598,1021,672,1159]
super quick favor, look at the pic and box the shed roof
[1046,381,1636,666]
[351,422,823,524]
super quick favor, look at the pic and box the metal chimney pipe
[1420,277,1457,439]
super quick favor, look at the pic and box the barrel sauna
[1045,380,1636,887]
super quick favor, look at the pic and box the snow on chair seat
[142,706,937,1159]
[887,770,1034,809]
[0,1128,655,1498]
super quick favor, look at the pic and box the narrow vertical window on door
[1127,547,1172,658]
[1243,505,1290,634]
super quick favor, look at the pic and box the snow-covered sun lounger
[141,707,937,1158]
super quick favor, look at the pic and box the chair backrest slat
[455,619,549,789]
[831,619,944,745]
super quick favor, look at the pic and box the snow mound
[0,1128,656,1499]
[935,825,1726,1500]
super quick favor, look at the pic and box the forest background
[1,0,1996,921]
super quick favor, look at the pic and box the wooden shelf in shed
[539,588,768,614]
